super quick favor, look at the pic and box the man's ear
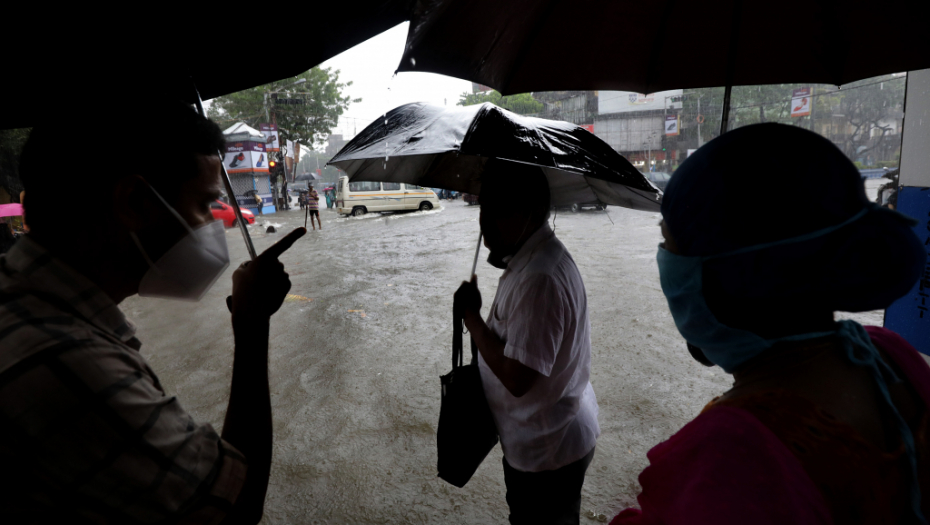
[112,175,162,231]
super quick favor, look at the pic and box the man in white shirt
[454,160,600,525]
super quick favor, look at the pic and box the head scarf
[662,123,924,313]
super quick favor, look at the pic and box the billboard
[791,88,812,117]
[665,115,680,136]
[224,141,268,174]
[259,123,280,152]
[599,89,683,114]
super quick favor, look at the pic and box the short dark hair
[19,100,225,234]
[479,158,550,219]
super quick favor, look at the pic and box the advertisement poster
[665,115,680,136]
[791,88,812,117]
[224,141,269,174]
[259,123,280,152]
[598,89,683,114]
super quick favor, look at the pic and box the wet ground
[122,194,883,524]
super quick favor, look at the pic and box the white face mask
[130,186,230,301]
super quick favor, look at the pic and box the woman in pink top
[612,124,929,525]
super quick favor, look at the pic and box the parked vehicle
[210,200,255,227]
[336,176,440,216]
[645,171,672,191]
[464,193,479,205]
[553,201,606,213]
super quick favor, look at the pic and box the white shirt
[478,223,600,472]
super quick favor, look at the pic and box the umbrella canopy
[2,2,410,130]
[396,0,930,95]
[328,102,661,211]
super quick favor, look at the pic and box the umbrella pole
[470,232,483,278]
[190,78,258,261]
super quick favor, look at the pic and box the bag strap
[470,335,478,365]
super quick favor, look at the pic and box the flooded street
[122,198,882,524]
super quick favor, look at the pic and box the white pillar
[885,68,930,353]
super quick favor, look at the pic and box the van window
[406,184,423,190]
[382,182,401,191]
[349,181,381,192]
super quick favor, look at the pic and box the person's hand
[230,228,306,320]
[454,274,482,319]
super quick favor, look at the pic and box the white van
[336,176,440,216]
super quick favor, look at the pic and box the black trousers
[502,447,595,525]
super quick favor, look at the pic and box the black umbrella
[2,1,409,130]
[396,0,930,96]
[328,102,661,211]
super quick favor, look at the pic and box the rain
[121,195,881,523]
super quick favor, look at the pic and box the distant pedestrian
[307,187,321,230]
[326,188,335,209]
[253,193,263,215]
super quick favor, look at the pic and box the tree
[821,75,905,162]
[207,67,358,149]
[457,90,543,115]
[673,76,905,165]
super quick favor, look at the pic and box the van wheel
[595,204,605,211]
[352,207,367,217]
[231,219,239,228]
[570,203,580,213]
[419,202,433,211]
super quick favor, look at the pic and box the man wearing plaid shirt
[0,101,305,524]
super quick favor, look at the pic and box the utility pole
[809,86,816,132]
[697,96,704,148]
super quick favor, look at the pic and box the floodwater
[121,194,882,524]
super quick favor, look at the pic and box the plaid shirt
[0,236,246,524]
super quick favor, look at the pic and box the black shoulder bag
[437,309,499,487]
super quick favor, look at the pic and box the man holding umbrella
[455,159,600,525]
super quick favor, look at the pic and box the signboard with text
[791,88,812,117]
[599,89,683,114]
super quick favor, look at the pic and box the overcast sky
[317,22,471,145]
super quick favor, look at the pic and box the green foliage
[207,67,357,148]
[457,90,543,115]
[853,160,866,169]
[674,75,905,164]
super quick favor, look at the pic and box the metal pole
[809,86,816,132]
[191,79,257,260]
[697,96,703,147]
[720,84,733,135]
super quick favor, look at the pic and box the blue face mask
[657,245,839,373]
[656,207,871,374]
[657,205,926,524]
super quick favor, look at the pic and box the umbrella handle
[190,77,258,261]
[470,232,483,278]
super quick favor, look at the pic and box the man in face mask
[0,100,305,524]
[454,159,600,525]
